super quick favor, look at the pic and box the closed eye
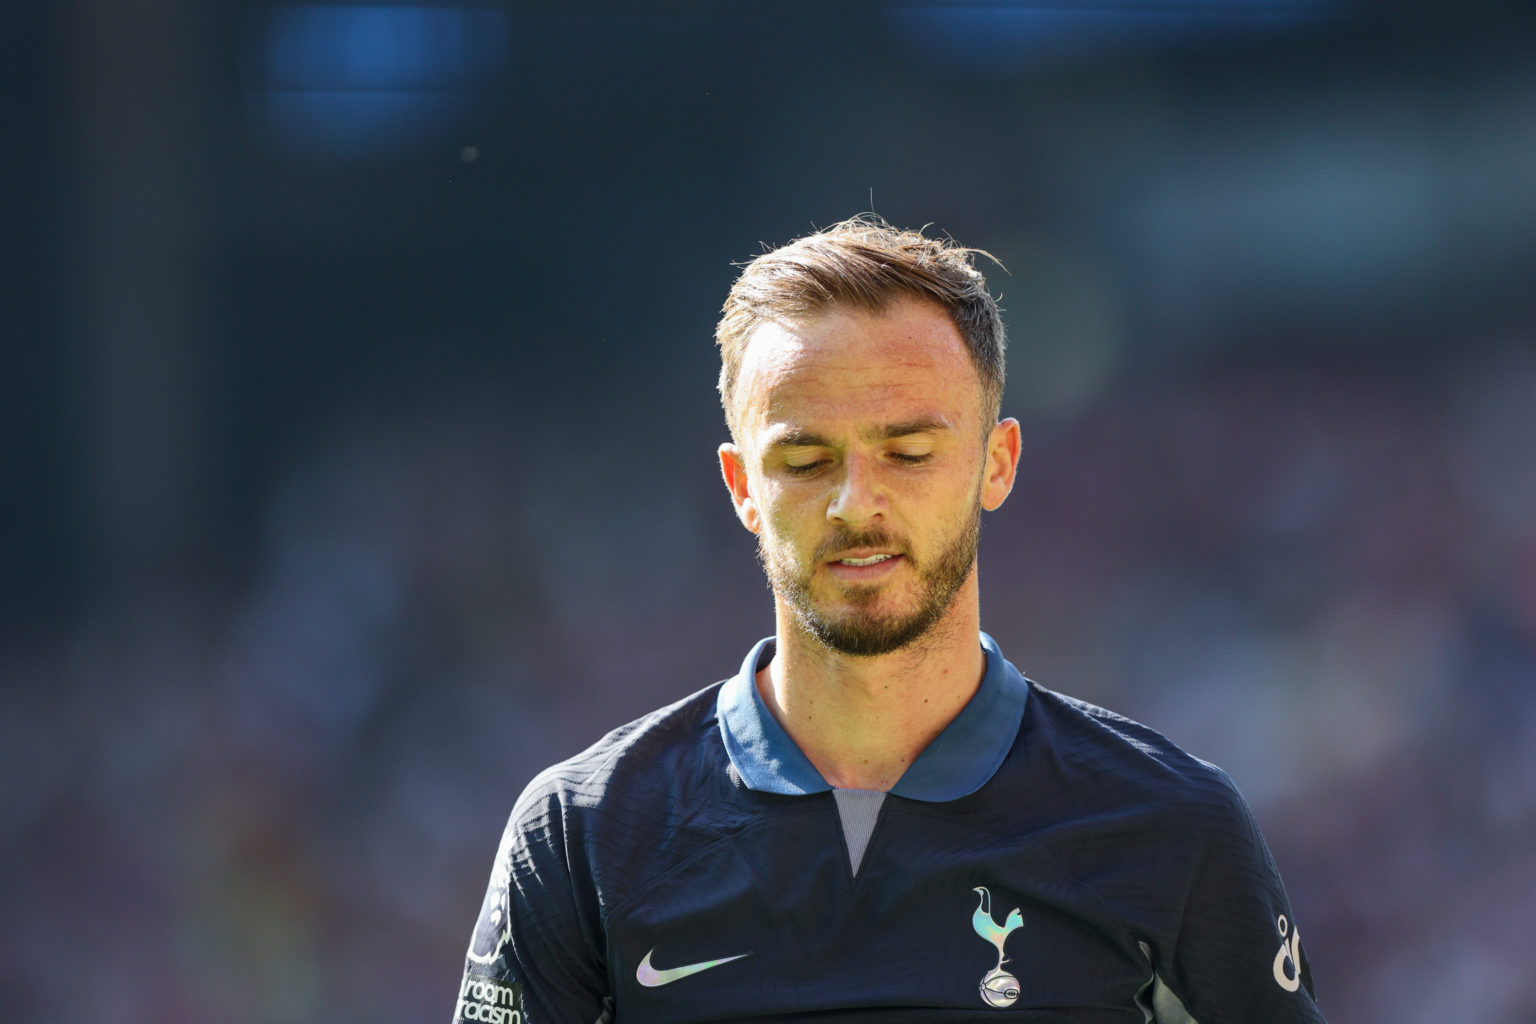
[890,451,933,466]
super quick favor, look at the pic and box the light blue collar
[716,631,1029,802]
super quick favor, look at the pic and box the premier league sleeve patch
[455,845,526,1023]
[467,844,515,970]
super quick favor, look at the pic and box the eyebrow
[764,417,953,450]
[873,417,953,441]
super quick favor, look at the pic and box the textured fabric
[831,789,886,876]
[454,634,1327,1023]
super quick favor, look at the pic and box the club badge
[971,886,1025,1008]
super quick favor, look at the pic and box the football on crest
[979,968,1020,1008]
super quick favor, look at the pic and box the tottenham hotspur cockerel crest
[971,886,1025,1008]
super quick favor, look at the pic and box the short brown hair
[715,215,1006,438]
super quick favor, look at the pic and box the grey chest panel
[832,789,886,876]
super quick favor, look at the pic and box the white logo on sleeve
[467,850,514,966]
[455,975,523,1024]
[1272,914,1303,993]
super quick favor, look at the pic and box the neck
[757,576,986,791]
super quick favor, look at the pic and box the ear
[980,418,1021,511]
[718,443,762,534]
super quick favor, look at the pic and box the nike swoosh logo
[635,948,752,987]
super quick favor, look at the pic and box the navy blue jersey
[453,634,1325,1023]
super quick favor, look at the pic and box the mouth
[836,553,896,567]
[825,550,905,579]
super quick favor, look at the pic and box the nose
[826,453,885,528]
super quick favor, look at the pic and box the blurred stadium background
[4,1,1535,1021]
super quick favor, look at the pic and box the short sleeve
[1148,770,1327,1023]
[451,785,611,1024]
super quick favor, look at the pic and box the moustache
[813,527,909,563]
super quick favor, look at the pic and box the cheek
[759,489,822,548]
[761,503,801,544]
[907,470,983,533]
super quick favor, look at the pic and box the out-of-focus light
[244,5,508,161]
[1002,242,1124,420]
[891,0,1343,73]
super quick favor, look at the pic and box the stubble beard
[759,496,983,658]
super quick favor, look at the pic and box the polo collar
[717,631,1029,802]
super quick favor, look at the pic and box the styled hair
[715,215,1006,438]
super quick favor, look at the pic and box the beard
[759,495,982,658]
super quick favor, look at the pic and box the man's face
[720,297,1017,657]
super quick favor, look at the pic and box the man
[453,217,1326,1022]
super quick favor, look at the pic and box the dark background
[5,2,1535,1021]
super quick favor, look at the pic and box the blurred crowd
[4,338,1533,1023]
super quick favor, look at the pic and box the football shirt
[454,633,1324,1022]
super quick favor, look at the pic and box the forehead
[735,298,982,441]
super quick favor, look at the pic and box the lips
[824,547,906,579]
[817,533,907,574]
[838,553,895,567]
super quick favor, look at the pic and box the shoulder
[501,678,757,890]
[460,685,733,1020]
[496,679,755,924]
[1017,680,1256,833]
[1003,682,1291,934]
[510,680,730,829]
[1014,695,1326,1019]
